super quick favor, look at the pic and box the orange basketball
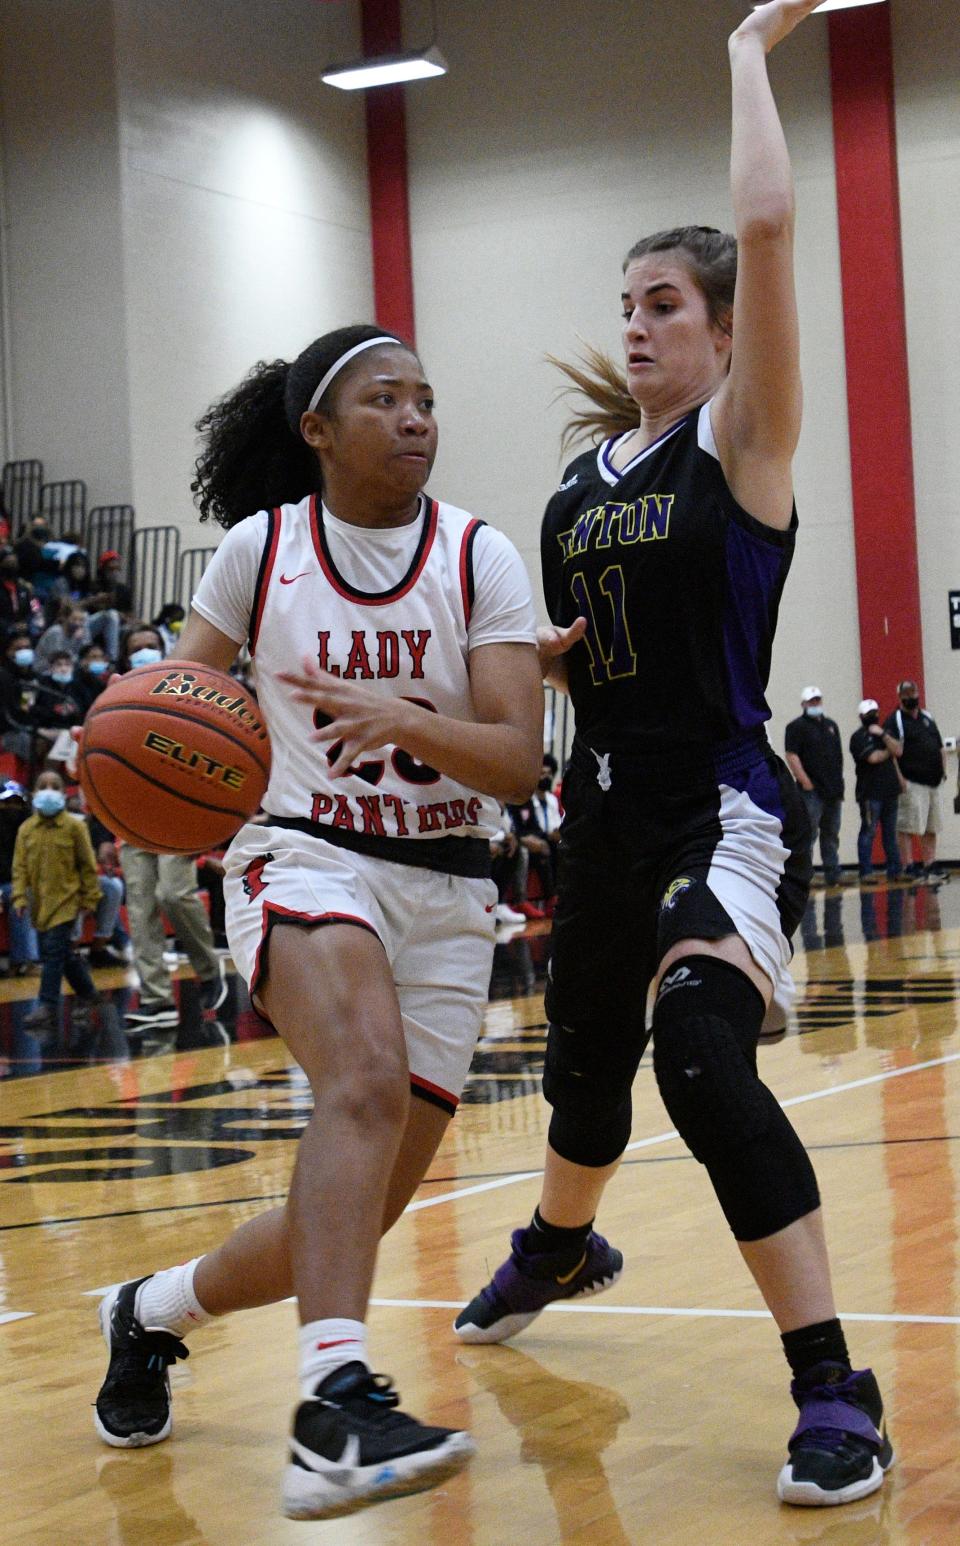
[79,661,271,854]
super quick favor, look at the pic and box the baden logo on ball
[79,661,271,854]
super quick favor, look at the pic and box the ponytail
[192,359,318,530]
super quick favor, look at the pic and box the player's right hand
[537,618,587,686]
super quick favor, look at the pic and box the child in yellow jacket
[13,770,103,1034]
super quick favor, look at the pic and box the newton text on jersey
[556,495,674,561]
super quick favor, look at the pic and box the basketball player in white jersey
[92,325,543,1521]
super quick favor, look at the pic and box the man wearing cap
[849,700,901,883]
[884,680,948,877]
[785,687,845,885]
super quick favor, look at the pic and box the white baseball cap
[858,698,879,716]
[800,685,823,704]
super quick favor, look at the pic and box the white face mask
[804,705,823,718]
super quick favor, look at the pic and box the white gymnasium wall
[0,0,371,543]
[0,0,133,508]
[405,0,865,860]
[112,0,372,544]
[894,0,960,854]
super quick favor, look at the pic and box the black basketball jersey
[540,401,796,757]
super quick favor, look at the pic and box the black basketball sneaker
[777,1361,894,1506]
[94,1278,189,1447]
[283,1361,475,1520]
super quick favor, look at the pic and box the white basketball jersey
[247,491,501,841]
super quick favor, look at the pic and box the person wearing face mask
[784,688,845,887]
[0,627,40,769]
[152,602,186,656]
[0,548,34,632]
[35,600,91,674]
[884,679,947,878]
[112,625,226,1031]
[75,643,111,714]
[14,517,60,596]
[34,649,85,770]
[849,701,901,884]
[11,769,103,1034]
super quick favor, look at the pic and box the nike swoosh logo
[314,1338,358,1350]
[555,1251,587,1286]
[279,571,311,585]
[484,903,496,913]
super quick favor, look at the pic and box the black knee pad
[541,1017,647,1166]
[652,956,820,1240]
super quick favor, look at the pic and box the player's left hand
[732,0,824,54]
[278,658,405,779]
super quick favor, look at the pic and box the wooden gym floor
[1,874,959,1544]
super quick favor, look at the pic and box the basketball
[79,661,271,854]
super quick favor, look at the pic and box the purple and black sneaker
[777,1361,894,1506]
[453,1228,623,1344]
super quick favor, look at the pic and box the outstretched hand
[537,617,587,688]
[732,0,825,54]
[278,657,405,778]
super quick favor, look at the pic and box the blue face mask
[130,647,162,668]
[51,670,73,685]
[14,648,34,669]
[85,659,108,675]
[33,789,65,817]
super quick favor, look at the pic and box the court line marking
[405,1049,960,1213]
[66,1291,960,1328]
[0,1311,33,1324]
[368,1299,960,1327]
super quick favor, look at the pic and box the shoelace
[113,1319,189,1385]
[794,1378,875,1449]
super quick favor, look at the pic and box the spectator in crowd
[507,795,553,917]
[112,624,226,1028]
[0,779,38,974]
[35,601,92,673]
[89,838,132,965]
[48,550,94,617]
[849,700,901,884]
[74,642,111,714]
[0,627,39,767]
[785,686,845,886]
[12,769,102,1034]
[14,516,61,598]
[530,751,563,896]
[884,679,948,877]
[489,807,527,927]
[153,602,186,656]
[94,550,133,615]
[34,648,87,770]
[0,548,34,633]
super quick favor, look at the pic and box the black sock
[781,1318,850,1380]
[521,1206,593,1256]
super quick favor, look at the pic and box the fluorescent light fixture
[813,0,886,10]
[322,45,447,91]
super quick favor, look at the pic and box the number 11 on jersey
[569,566,638,685]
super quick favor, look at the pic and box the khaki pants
[120,847,219,1006]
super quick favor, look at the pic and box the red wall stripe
[828,5,923,704]
[361,0,416,344]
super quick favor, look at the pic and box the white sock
[299,1319,368,1399]
[133,1258,213,1337]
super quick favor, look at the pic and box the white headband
[305,335,401,414]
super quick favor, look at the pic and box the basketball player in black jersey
[456,0,894,1510]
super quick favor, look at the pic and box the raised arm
[713,0,824,530]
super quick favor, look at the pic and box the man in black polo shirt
[785,685,845,885]
[849,699,901,882]
[884,679,947,876]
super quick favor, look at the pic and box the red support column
[828,4,922,700]
[361,0,416,344]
